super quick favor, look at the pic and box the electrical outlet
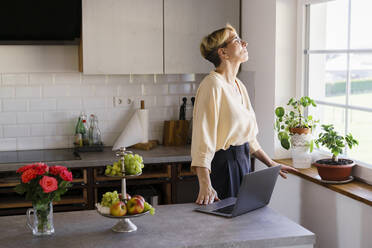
[113,97,133,107]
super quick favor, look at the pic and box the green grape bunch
[101,191,120,207]
[104,153,144,176]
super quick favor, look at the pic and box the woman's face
[221,31,248,63]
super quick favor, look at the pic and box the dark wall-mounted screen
[0,0,81,41]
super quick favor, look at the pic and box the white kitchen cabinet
[164,0,240,74]
[82,0,163,74]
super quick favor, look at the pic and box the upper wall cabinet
[82,0,163,74]
[164,0,240,74]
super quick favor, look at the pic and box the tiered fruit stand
[96,147,149,232]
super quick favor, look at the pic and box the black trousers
[210,142,251,200]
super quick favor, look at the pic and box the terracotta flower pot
[289,127,311,135]
[313,159,355,181]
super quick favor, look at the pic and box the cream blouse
[191,71,261,172]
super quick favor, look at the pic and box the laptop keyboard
[213,204,235,214]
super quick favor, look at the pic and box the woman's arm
[252,149,298,179]
[195,167,219,205]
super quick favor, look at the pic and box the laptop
[194,165,281,218]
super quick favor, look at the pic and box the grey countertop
[0,203,315,248]
[0,145,191,172]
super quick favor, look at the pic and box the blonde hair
[200,24,236,67]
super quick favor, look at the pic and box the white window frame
[296,0,372,184]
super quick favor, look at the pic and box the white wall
[241,0,277,158]
[242,0,372,247]
[0,46,203,151]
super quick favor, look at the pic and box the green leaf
[275,107,285,117]
[281,139,290,150]
[309,140,314,153]
[14,184,26,195]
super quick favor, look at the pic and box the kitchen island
[0,203,315,248]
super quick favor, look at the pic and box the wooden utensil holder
[163,120,189,146]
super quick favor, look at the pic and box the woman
[191,24,297,205]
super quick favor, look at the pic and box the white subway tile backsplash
[132,74,154,84]
[69,85,95,97]
[180,74,196,82]
[17,137,43,150]
[83,97,106,109]
[0,87,15,98]
[143,84,168,96]
[44,112,72,123]
[54,73,81,85]
[148,107,177,121]
[118,84,142,96]
[15,86,41,98]
[0,138,16,151]
[44,136,69,149]
[101,132,120,146]
[0,72,197,150]
[31,124,57,136]
[0,113,17,124]
[17,112,43,124]
[56,123,75,136]
[82,75,106,84]
[156,96,179,107]
[2,99,27,112]
[43,85,69,97]
[95,85,115,97]
[2,74,28,86]
[57,98,82,110]
[29,73,53,85]
[149,120,163,132]
[169,83,193,95]
[132,96,156,109]
[3,125,29,137]
[149,131,162,143]
[108,75,130,84]
[30,99,56,111]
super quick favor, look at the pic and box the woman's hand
[272,162,299,179]
[252,149,298,179]
[196,184,219,205]
[194,166,220,205]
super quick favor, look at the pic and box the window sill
[274,158,372,207]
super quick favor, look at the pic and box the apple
[126,197,144,215]
[110,201,127,216]
[132,195,145,203]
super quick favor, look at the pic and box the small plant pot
[313,159,355,181]
[289,127,311,135]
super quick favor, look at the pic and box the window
[304,0,372,165]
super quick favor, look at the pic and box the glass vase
[26,202,54,236]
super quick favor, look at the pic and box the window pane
[309,54,347,104]
[350,53,372,108]
[350,0,372,49]
[309,104,346,142]
[348,109,372,164]
[309,0,349,50]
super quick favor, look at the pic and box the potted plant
[275,96,318,149]
[274,97,319,168]
[313,124,359,181]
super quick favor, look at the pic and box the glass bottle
[74,116,83,147]
[88,114,102,146]
[78,113,89,146]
